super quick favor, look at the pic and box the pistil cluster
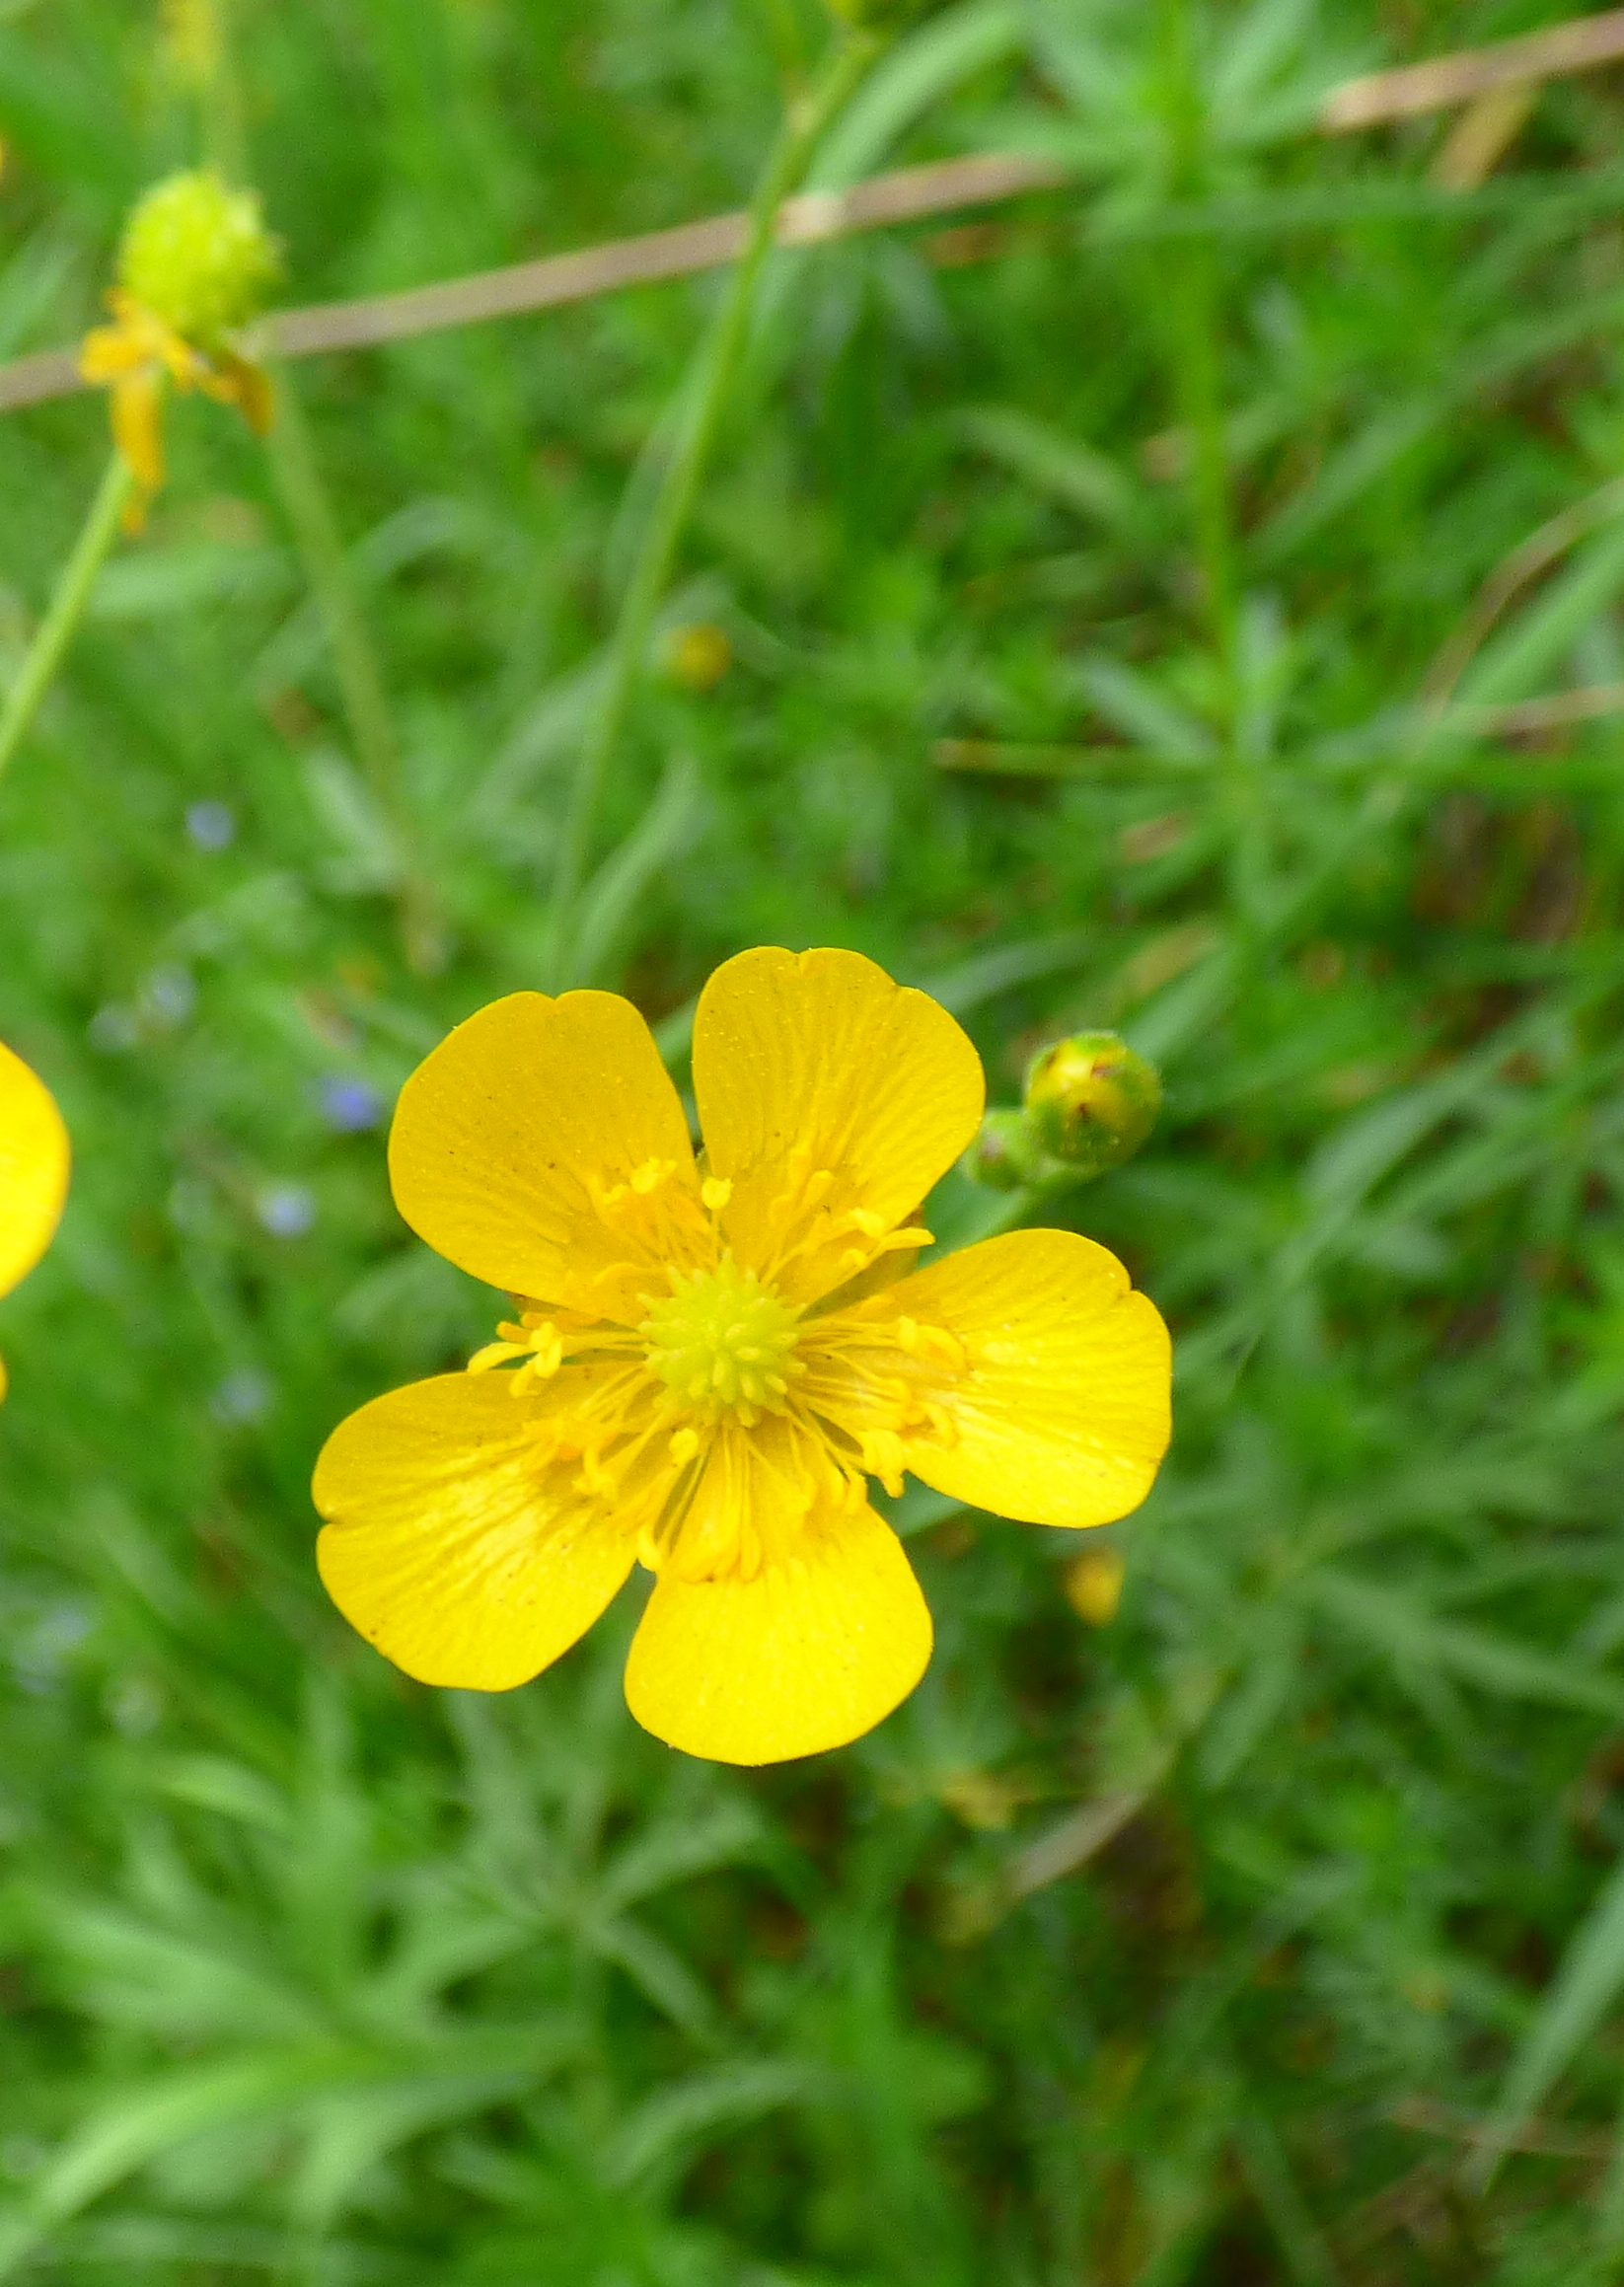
[641,1258,804,1425]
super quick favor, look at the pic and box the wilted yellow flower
[314,948,1171,1764]
[0,1039,71,1403]
[80,171,279,527]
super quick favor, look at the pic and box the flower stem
[264,373,445,974]
[543,29,880,988]
[0,452,132,797]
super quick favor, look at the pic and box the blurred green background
[6,0,1624,2278]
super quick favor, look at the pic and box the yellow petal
[693,946,984,1305]
[224,355,274,436]
[388,990,701,1321]
[0,1038,70,1303]
[625,1489,932,1764]
[79,325,146,383]
[313,1370,635,1690]
[111,369,167,496]
[885,1228,1171,1528]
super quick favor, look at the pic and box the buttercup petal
[0,1039,71,1303]
[79,324,146,383]
[885,1228,1171,1528]
[693,946,984,1306]
[389,991,701,1321]
[314,1371,636,1690]
[626,1488,932,1764]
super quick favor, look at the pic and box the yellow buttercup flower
[80,172,279,528]
[0,1039,71,1404]
[314,947,1171,1764]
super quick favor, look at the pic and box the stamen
[468,1340,521,1374]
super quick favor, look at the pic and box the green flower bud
[117,170,281,345]
[960,1108,1050,1192]
[1023,1032,1161,1177]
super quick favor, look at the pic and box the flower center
[641,1258,803,1424]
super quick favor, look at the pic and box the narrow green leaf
[1465,1853,1624,2194]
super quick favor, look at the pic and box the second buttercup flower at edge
[0,1039,71,1404]
[314,947,1172,1765]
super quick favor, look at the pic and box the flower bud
[959,1108,1047,1192]
[1023,1032,1160,1177]
[117,170,281,346]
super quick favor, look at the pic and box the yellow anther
[859,1429,909,1499]
[468,1340,519,1374]
[630,1157,671,1196]
[896,1317,967,1372]
[701,1175,732,1212]
[575,1448,615,1497]
[669,1427,701,1467]
[923,1401,960,1447]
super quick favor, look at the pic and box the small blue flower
[185,800,237,850]
[211,1366,274,1424]
[318,1074,383,1133]
[256,1182,316,1238]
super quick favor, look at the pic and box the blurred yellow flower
[160,0,222,88]
[662,623,732,693]
[0,1039,71,1404]
[1064,1544,1126,1627]
[80,172,279,527]
[314,947,1171,1764]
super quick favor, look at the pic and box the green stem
[543,30,880,988]
[264,374,444,974]
[0,453,132,795]
[198,0,249,180]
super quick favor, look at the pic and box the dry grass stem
[1322,5,1624,131]
[0,154,1067,416]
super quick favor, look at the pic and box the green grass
[6,0,1624,2277]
